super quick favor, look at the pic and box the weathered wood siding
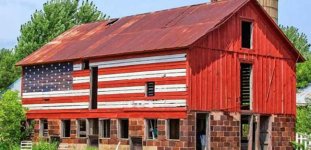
[187,2,297,115]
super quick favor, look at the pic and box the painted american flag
[23,62,73,93]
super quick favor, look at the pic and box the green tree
[296,105,311,134]
[0,49,19,92]
[15,0,107,60]
[281,26,311,88]
[0,90,26,149]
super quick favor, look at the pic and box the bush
[0,90,26,149]
[33,140,59,150]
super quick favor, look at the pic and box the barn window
[100,119,111,138]
[82,60,89,70]
[146,82,155,97]
[118,119,129,139]
[146,119,158,139]
[241,21,253,49]
[240,63,252,110]
[90,66,98,109]
[167,119,180,140]
[61,120,71,138]
[39,119,48,137]
[77,119,87,138]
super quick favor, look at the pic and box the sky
[0,0,310,49]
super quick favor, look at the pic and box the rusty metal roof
[17,0,249,66]
[16,0,303,66]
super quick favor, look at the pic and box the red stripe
[26,108,187,119]
[73,77,186,90]
[22,96,89,104]
[98,61,186,75]
[72,70,90,77]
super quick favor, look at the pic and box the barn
[17,0,304,149]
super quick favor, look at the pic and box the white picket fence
[296,133,311,150]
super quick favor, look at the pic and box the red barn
[17,0,303,149]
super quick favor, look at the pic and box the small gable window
[146,82,155,97]
[241,21,253,49]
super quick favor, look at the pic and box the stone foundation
[29,112,295,150]
[209,112,240,150]
[271,115,296,150]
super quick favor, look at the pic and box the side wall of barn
[187,1,297,115]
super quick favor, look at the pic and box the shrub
[33,140,59,150]
[0,90,26,149]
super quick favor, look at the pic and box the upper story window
[241,21,253,49]
[240,63,253,110]
[146,82,155,97]
[82,60,89,70]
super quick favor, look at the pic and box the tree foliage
[296,105,311,134]
[15,0,107,60]
[280,26,311,88]
[0,90,25,149]
[0,49,19,92]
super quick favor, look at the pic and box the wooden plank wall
[187,2,297,115]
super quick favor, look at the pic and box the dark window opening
[88,119,99,147]
[90,67,98,109]
[240,63,252,110]
[40,119,48,137]
[146,119,158,139]
[100,119,111,138]
[119,119,129,139]
[83,60,89,70]
[241,115,256,150]
[146,82,155,97]
[62,120,71,138]
[196,114,208,150]
[77,119,87,138]
[242,21,253,49]
[168,119,180,139]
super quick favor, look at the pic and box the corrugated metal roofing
[16,0,303,66]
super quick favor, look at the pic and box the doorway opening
[259,116,271,150]
[241,115,256,150]
[87,119,99,147]
[196,113,209,150]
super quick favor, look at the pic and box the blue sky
[0,0,310,49]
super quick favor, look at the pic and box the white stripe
[23,100,186,110]
[90,53,186,68]
[73,69,186,84]
[98,99,186,108]
[22,89,89,98]
[23,102,89,110]
[73,64,82,71]
[97,84,186,95]
[22,84,186,98]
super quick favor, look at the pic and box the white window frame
[145,119,158,140]
[118,119,129,139]
[99,119,111,138]
[39,119,48,137]
[77,119,87,138]
[167,119,180,140]
[61,119,71,138]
